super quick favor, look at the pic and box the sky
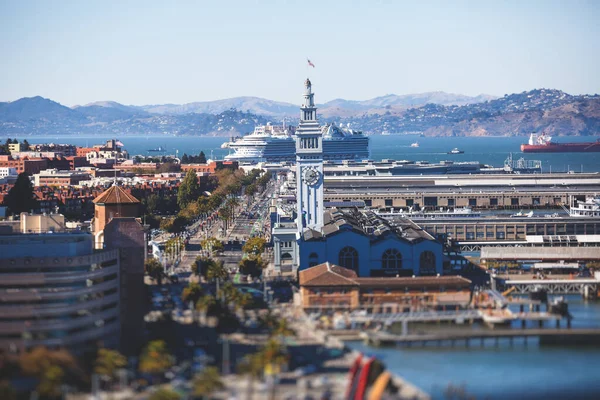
[1,0,599,106]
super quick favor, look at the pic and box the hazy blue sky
[1,0,599,106]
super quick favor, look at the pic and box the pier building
[272,79,444,276]
[298,208,443,276]
[323,173,600,210]
[415,216,600,253]
[298,262,471,311]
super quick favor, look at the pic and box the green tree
[206,259,228,283]
[22,139,30,151]
[198,151,207,163]
[20,347,77,399]
[4,173,37,215]
[261,312,296,338]
[149,387,181,400]
[145,193,161,214]
[94,348,127,384]
[201,237,224,254]
[178,169,201,209]
[181,153,189,164]
[218,207,231,231]
[193,366,224,399]
[139,340,173,379]
[245,183,257,198]
[239,256,266,278]
[243,237,267,256]
[145,257,164,285]
[195,294,217,314]
[182,282,204,306]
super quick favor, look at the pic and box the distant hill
[1,89,598,137]
[0,97,267,136]
[331,89,600,136]
[139,97,299,118]
[136,92,497,118]
[319,92,497,118]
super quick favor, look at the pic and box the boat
[447,148,464,154]
[521,133,600,153]
[569,196,600,217]
[410,142,419,148]
[510,211,534,218]
[147,146,165,152]
[223,122,369,163]
[381,131,391,136]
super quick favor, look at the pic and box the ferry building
[272,79,443,277]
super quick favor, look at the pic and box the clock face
[303,168,320,186]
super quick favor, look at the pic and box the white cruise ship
[223,122,370,163]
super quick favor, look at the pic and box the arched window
[339,246,359,273]
[281,252,293,265]
[382,249,402,270]
[308,252,319,268]
[419,251,436,275]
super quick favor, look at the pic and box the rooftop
[304,208,435,243]
[93,185,140,205]
[299,262,471,288]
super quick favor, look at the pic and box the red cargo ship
[521,133,600,153]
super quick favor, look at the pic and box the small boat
[448,147,464,154]
[410,142,419,148]
[147,146,165,152]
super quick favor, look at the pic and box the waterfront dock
[365,328,600,348]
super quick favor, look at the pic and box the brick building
[298,262,472,312]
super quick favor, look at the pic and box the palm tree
[193,366,224,399]
[218,207,231,231]
[145,257,164,285]
[206,259,228,283]
[259,338,289,400]
[139,340,174,383]
[94,348,127,388]
[181,282,203,306]
[237,352,264,400]
[195,294,216,324]
[226,196,240,223]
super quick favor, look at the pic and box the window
[338,246,359,273]
[281,252,293,265]
[382,248,402,270]
[308,252,319,268]
[490,198,498,206]
[385,199,393,207]
[468,198,477,207]
[419,251,436,275]
[447,198,455,207]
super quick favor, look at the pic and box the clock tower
[296,78,324,232]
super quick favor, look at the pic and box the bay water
[15,134,600,172]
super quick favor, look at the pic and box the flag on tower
[115,140,124,147]
[307,58,315,68]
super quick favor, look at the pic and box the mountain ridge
[1,89,599,137]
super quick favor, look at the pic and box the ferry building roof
[302,208,436,243]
